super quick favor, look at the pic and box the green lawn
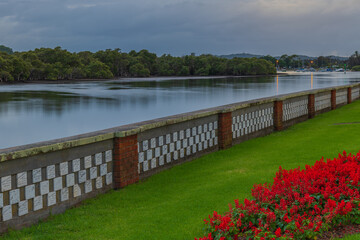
[3,101,360,240]
[341,234,360,240]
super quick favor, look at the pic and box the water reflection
[106,76,275,90]
[0,73,359,149]
[0,91,118,116]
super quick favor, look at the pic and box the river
[0,72,359,149]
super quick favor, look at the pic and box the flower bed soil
[319,225,360,239]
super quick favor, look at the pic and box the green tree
[0,54,14,82]
[0,45,13,54]
[9,55,31,81]
[0,70,14,82]
[85,60,114,79]
[349,51,360,68]
[260,55,276,65]
[178,66,190,76]
[94,49,131,77]
[129,63,150,77]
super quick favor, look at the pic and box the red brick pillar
[308,94,315,119]
[331,90,336,110]
[218,112,233,149]
[274,101,283,131]
[348,87,352,104]
[113,134,139,189]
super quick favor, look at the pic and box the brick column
[274,101,283,131]
[218,112,233,149]
[308,94,315,119]
[113,134,139,189]
[348,87,352,104]
[331,90,336,110]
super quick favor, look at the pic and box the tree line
[261,54,345,69]
[260,51,360,70]
[0,46,276,82]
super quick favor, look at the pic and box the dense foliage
[352,66,360,71]
[260,52,360,69]
[348,52,360,69]
[0,47,276,82]
[196,151,360,240]
[261,54,349,69]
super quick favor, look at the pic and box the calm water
[0,72,359,150]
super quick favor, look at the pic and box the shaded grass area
[3,102,360,240]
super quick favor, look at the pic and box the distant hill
[325,55,349,61]
[287,55,348,61]
[218,53,263,59]
[289,55,316,61]
[218,53,348,61]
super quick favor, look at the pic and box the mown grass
[340,234,360,240]
[3,101,360,240]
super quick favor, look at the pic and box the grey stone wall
[315,91,331,112]
[137,115,218,178]
[231,103,273,140]
[0,140,113,231]
[336,88,347,106]
[282,96,308,122]
[352,87,360,101]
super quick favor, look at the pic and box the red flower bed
[195,151,360,240]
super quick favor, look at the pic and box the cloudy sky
[0,0,359,56]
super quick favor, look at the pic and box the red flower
[275,228,281,237]
[195,151,360,240]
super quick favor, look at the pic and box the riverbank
[0,74,280,85]
[2,94,360,239]
[0,78,110,85]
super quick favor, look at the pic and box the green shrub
[352,65,360,71]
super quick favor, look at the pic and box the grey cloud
[0,0,359,56]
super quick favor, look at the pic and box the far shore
[0,74,281,85]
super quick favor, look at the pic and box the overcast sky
[0,0,359,56]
